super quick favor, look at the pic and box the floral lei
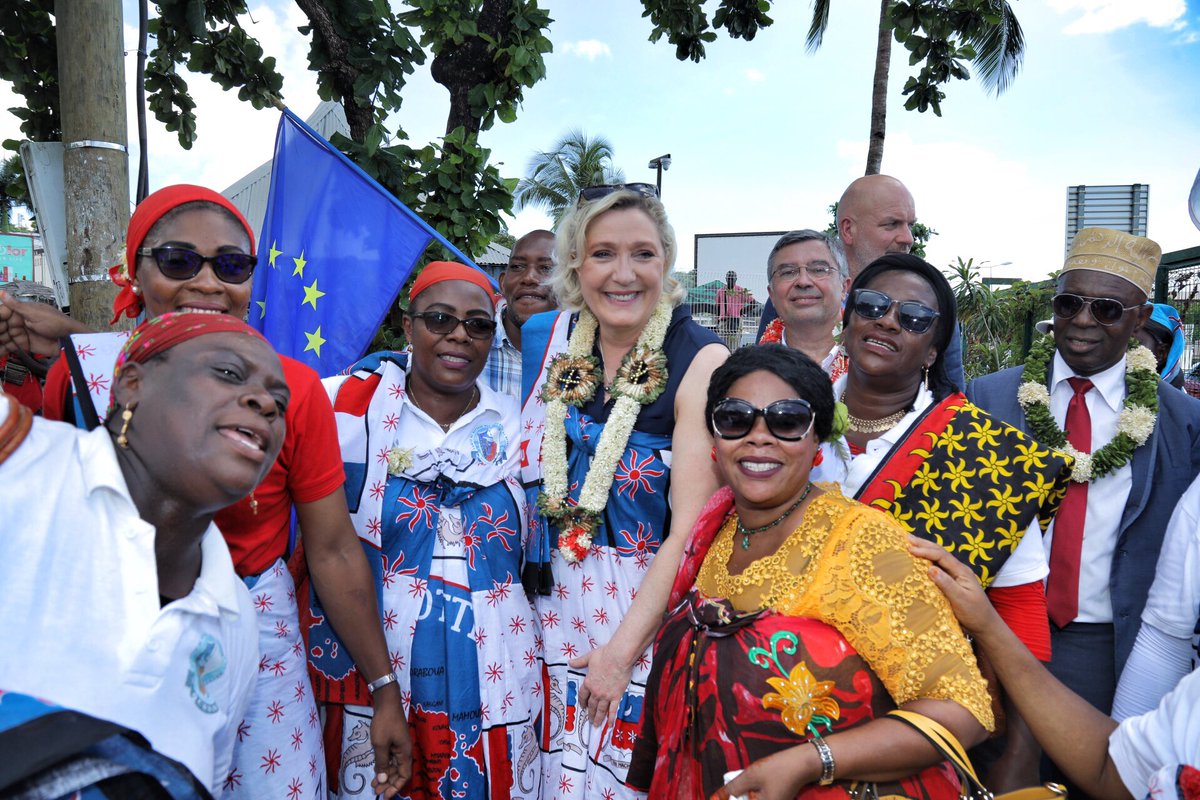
[1017,334,1158,483]
[537,300,672,563]
[759,318,784,344]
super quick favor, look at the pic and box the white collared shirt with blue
[484,300,522,399]
[0,419,259,791]
[1044,351,1132,623]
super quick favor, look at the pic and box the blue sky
[3,0,1198,282]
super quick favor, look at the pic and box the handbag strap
[886,709,988,797]
[885,710,1068,800]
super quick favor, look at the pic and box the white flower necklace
[538,300,672,562]
[1017,335,1158,483]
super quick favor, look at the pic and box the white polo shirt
[1109,667,1200,795]
[0,419,258,790]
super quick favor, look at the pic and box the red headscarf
[109,184,256,324]
[109,310,269,413]
[409,261,498,307]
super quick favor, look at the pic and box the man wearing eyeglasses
[762,230,850,378]
[967,227,1200,789]
[486,230,557,397]
[756,176,966,388]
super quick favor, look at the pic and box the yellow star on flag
[268,241,282,269]
[256,300,267,319]
[302,279,326,310]
[304,326,326,357]
[292,250,307,278]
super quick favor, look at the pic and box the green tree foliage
[514,130,625,226]
[0,153,30,230]
[950,256,1054,380]
[640,0,1025,174]
[0,0,552,260]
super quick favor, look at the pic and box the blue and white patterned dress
[310,353,542,799]
[519,306,721,799]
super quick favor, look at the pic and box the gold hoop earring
[116,405,134,449]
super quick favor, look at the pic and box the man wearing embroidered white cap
[967,227,1200,789]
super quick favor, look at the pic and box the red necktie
[1048,377,1093,629]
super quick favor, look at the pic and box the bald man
[757,175,964,388]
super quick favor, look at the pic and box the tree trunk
[294,0,375,142]
[865,0,892,175]
[58,0,129,328]
[430,0,511,136]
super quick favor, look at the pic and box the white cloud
[835,133,1063,283]
[743,68,766,83]
[560,40,612,61]
[1049,0,1187,35]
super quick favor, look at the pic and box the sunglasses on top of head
[408,310,498,340]
[138,246,258,284]
[1051,293,1142,327]
[711,398,815,441]
[577,183,660,205]
[852,288,940,334]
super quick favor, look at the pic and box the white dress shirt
[1044,352,1132,623]
[0,419,258,790]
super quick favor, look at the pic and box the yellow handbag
[886,710,1068,800]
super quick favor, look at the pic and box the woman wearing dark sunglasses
[314,261,542,799]
[814,253,1074,789]
[627,344,994,800]
[15,185,410,798]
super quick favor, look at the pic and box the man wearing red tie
[968,228,1200,790]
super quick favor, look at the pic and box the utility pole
[57,0,129,328]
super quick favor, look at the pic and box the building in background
[1065,184,1149,257]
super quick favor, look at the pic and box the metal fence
[1156,245,1200,378]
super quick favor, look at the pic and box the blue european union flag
[251,108,482,376]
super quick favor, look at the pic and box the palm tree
[514,130,625,226]
[807,0,1025,174]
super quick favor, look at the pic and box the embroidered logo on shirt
[470,422,508,464]
[186,634,227,714]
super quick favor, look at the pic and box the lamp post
[648,154,671,196]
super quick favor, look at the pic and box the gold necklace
[410,383,478,432]
[840,389,909,434]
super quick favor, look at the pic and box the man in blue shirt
[485,230,557,397]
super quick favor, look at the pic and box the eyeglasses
[408,311,497,340]
[711,398,815,441]
[137,247,257,284]
[1052,293,1142,327]
[577,183,660,204]
[772,263,838,282]
[852,288,940,334]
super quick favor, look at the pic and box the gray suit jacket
[967,365,1200,675]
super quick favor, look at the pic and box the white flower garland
[1017,338,1158,483]
[540,300,673,562]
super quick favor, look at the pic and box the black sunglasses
[408,310,497,340]
[1052,293,1141,327]
[711,398,815,441]
[137,246,257,284]
[852,288,940,334]
[577,183,660,204]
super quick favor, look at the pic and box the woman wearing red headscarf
[5,185,410,798]
[313,262,541,799]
